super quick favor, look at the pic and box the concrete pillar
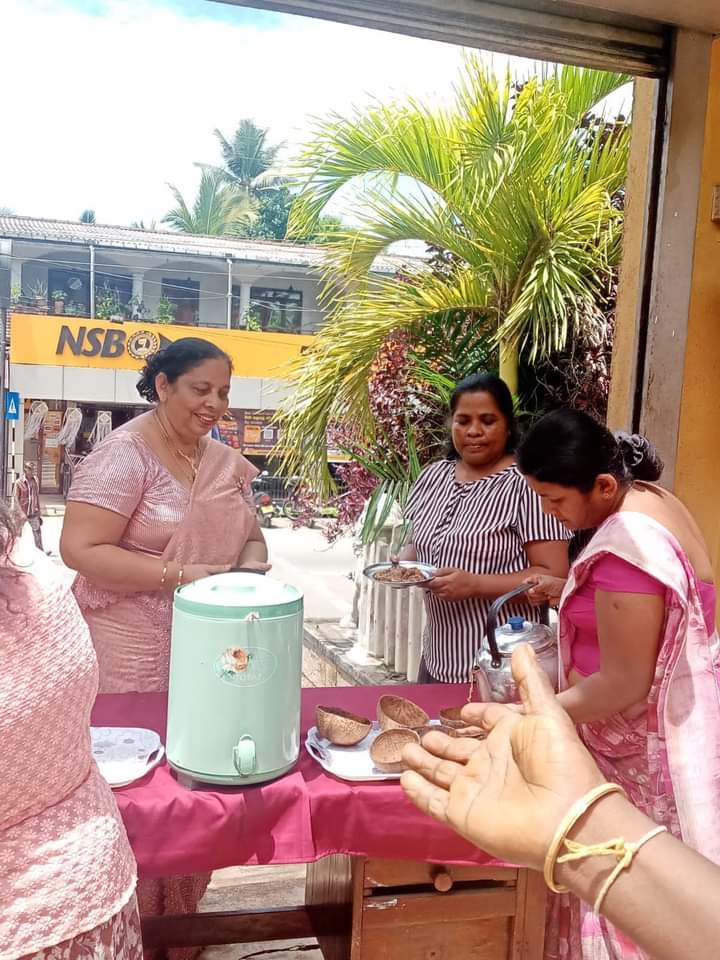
[634,31,713,485]
[239,281,251,324]
[606,77,659,432]
[10,255,22,299]
[132,272,144,304]
[674,37,720,583]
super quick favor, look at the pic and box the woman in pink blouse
[517,409,720,960]
[60,337,269,959]
[61,337,268,695]
[0,504,140,960]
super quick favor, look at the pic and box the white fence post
[351,516,427,680]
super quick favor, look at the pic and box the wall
[674,38,720,576]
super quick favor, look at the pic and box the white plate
[91,727,165,789]
[305,720,440,782]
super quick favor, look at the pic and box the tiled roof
[0,214,427,275]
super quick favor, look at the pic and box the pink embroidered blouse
[0,546,137,958]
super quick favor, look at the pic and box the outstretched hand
[400,645,605,871]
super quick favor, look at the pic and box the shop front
[8,312,315,494]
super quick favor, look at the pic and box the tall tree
[162,170,255,235]
[277,61,629,488]
[204,119,284,201]
[79,209,96,223]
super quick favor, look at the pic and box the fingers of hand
[400,770,451,825]
[418,731,485,764]
[461,701,522,731]
[511,645,564,719]
[402,742,467,790]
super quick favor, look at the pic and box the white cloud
[0,0,630,226]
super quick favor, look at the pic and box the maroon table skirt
[92,684,500,879]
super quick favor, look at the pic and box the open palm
[401,646,604,870]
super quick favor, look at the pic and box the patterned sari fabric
[17,896,143,960]
[545,512,720,960]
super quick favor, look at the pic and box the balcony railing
[10,298,313,334]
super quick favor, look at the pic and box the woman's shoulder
[416,458,454,485]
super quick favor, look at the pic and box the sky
[0,0,631,229]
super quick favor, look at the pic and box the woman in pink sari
[517,409,720,960]
[61,337,269,960]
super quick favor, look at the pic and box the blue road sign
[5,391,19,421]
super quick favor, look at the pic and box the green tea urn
[167,572,303,787]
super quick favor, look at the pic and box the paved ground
[36,505,352,959]
[40,509,357,622]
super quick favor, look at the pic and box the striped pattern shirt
[405,459,569,682]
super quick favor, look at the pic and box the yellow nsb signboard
[9,313,314,377]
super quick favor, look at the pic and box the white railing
[350,521,425,681]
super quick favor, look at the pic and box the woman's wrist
[554,792,653,904]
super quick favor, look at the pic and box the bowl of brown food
[438,706,466,728]
[377,694,429,731]
[439,707,486,738]
[315,705,373,746]
[369,728,420,774]
[363,561,435,588]
[416,723,458,739]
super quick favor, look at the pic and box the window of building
[48,268,91,316]
[162,277,200,326]
[249,285,303,333]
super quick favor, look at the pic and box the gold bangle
[177,566,184,587]
[160,564,168,587]
[543,783,625,893]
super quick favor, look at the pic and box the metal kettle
[473,584,558,703]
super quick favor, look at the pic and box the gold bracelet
[177,566,184,587]
[543,783,625,893]
[591,825,667,915]
[160,564,168,587]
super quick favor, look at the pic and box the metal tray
[305,720,442,782]
[363,561,436,588]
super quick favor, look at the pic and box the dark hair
[517,408,663,492]
[446,372,518,458]
[136,338,233,403]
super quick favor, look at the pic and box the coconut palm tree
[79,209,96,224]
[277,59,630,488]
[162,169,255,235]
[204,119,285,200]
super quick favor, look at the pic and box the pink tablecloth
[92,684,498,879]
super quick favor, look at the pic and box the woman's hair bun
[136,351,166,403]
[614,432,664,482]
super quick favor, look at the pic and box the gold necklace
[154,410,200,483]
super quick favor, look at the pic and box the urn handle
[485,584,550,669]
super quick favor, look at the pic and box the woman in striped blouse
[403,373,569,683]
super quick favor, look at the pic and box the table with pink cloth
[91,683,498,879]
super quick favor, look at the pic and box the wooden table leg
[511,869,547,960]
[305,854,354,960]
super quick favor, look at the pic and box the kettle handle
[485,583,549,670]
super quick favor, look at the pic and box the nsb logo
[55,325,171,359]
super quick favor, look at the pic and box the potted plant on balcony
[52,290,66,315]
[155,296,176,325]
[29,279,48,312]
[123,295,147,321]
[242,308,262,331]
